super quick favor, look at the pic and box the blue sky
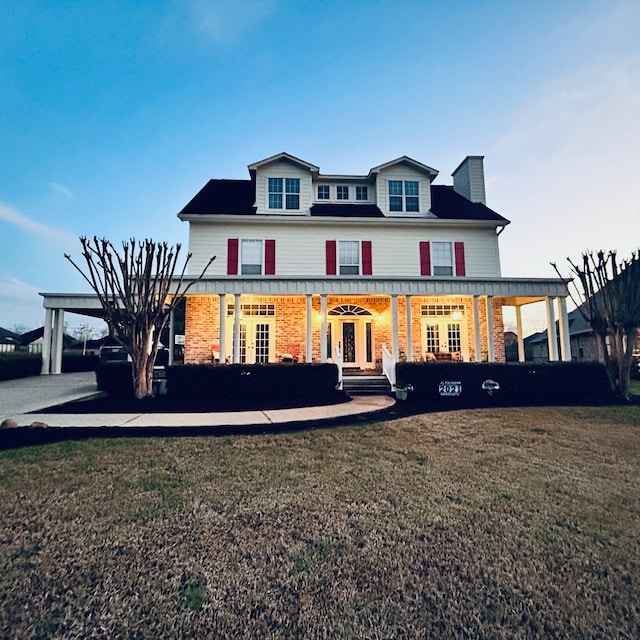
[1,0,639,333]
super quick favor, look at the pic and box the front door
[328,317,374,369]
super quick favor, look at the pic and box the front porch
[39,275,571,377]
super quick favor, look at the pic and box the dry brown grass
[1,405,639,639]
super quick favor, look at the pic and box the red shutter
[419,241,431,276]
[326,240,337,275]
[361,240,372,275]
[265,239,276,275]
[227,238,239,275]
[454,242,466,276]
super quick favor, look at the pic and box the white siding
[187,218,501,278]
[254,160,313,214]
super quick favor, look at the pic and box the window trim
[336,185,349,200]
[355,185,368,201]
[317,185,330,200]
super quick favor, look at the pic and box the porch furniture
[425,351,463,362]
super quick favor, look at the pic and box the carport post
[41,308,53,374]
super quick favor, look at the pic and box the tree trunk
[132,350,154,400]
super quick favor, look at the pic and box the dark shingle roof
[430,186,508,222]
[178,180,508,223]
[179,179,256,215]
[310,204,384,217]
[0,327,21,345]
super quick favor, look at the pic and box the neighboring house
[527,306,640,363]
[19,327,76,354]
[0,327,21,353]
[39,152,572,375]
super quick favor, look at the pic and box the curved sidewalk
[1,372,396,429]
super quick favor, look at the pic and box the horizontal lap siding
[187,221,501,278]
[255,161,313,214]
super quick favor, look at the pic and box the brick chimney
[452,156,486,204]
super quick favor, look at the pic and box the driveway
[0,372,98,417]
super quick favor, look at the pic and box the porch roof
[40,276,569,314]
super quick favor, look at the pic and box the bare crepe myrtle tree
[66,237,215,400]
[553,250,640,400]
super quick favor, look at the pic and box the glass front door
[422,319,467,360]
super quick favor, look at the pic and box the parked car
[98,343,169,366]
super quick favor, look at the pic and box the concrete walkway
[1,372,395,429]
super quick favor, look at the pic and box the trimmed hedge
[0,353,41,381]
[396,361,614,408]
[166,363,340,409]
[96,363,133,397]
[96,362,342,410]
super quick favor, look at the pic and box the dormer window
[268,177,300,210]
[317,185,330,200]
[356,186,368,201]
[389,180,419,212]
[337,185,349,200]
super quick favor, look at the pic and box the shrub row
[0,353,41,381]
[0,352,99,381]
[96,362,342,409]
[396,361,613,408]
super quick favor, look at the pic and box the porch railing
[334,342,343,390]
[382,343,396,390]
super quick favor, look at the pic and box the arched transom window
[329,305,372,316]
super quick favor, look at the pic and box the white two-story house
[39,152,572,376]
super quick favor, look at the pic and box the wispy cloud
[185,0,277,45]
[0,202,77,246]
[50,182,75,199]
[0,277,42,303]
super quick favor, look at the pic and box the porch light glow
[452,310,463,320]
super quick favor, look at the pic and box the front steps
[342,375,392,396]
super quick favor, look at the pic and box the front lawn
[1,406,639,638]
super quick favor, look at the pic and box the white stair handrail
[334,342,343,390]
[381,343,396,390]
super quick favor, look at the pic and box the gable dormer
[248,152,319,215]
[369,156,438,217]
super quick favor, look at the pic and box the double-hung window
[268,177,300,210]
[432,242,454,276]
[317,185,330,200]
[388,180,419,212]
[337,185,349,200]
[356,185,368,201]
[241,239,263,275]
[339,241,360,275]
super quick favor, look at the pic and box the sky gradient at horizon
[1,0,639,333]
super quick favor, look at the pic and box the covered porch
[40,276,571,380]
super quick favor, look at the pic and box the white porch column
[486,296,495,362]
[391,294,399,358]
[218,294,227,363]
[515,305,526,362]
[168,308,175,366]
[52,309,64,375]
[306,294,313,363]
[473,295,482,362]
[320,294,328,362]
[558,296,571,361]
[41,307,53,374]
[405,295,413,362]
[546,297,559,361]
[233,293,241,364]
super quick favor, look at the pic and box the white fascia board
[247,152,319,173]
[180,213,508,230]
[369,156,439,179]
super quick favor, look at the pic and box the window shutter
[454,242,466,276]
[361,240,372,275]
[264,239,276,275]
[419,241,431,276]
[326,240,337,275]
[227,238,239,275]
